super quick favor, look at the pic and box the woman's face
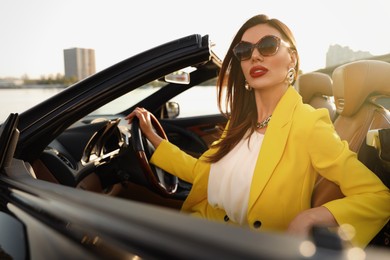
[239,24,296,91]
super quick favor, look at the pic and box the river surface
[0,86,220,122]
[0,87,64,121]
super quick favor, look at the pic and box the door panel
[161,114,227,157]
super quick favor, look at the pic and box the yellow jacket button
[253,220,262,228]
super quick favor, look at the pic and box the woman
[126,14,390,247]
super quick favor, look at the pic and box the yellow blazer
[150,86,390,247]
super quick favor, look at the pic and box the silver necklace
[256,115,272,129]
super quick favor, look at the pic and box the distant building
[326,44,373,68]
[63,48,96,81]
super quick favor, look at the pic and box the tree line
[21,73,78,86]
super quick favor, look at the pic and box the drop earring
[245,81,252,91]
[286,68,296,85]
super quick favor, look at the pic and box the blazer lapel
[248,87,301,211]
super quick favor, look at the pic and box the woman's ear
[289,50,298,68]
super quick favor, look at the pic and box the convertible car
[0,34,390,259]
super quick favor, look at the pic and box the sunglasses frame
[233,35,289,61]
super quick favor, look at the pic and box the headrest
[296,72,333,104]
[332,60,390,116]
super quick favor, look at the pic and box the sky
[1,0,390,79]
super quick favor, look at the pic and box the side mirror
[0,113,19,170]
[165,102,180,119]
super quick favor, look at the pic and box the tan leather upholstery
[312,60,390,207]
[296,72,337,121]
[333,61,390,117]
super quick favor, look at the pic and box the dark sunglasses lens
[233,42,253,60]
[258,36,279,56]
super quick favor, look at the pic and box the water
[0,87,64,121]
[0,86,220,122]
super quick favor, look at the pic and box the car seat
[296,72,337,122]
[312,60,390,207]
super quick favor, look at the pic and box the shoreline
[0,84,67,89]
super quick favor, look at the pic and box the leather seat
[296,72,337,121]
[312,60,390,207]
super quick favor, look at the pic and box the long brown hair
[206,14,300,163]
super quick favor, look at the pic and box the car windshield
[90,80,167,116]
[88,77,220,118]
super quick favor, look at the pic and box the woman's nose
[251,48,264,62]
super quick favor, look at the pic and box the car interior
[297,60,390,247]
[311,60,390,207]
[23,60,226,210]
[5,58,390,248]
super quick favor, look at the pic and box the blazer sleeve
[149,121,228,184]
[150,140,199,183]
[306,110,390,247]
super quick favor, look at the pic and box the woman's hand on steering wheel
[125,107,178,197]
[125,107,163,148]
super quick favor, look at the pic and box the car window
[169,78,220,118]
[89,81,167,115]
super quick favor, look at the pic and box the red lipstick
[250,66,268,78]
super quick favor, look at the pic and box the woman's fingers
[125,107,163,148]
[125,107,145,123]
[126,107,153,133]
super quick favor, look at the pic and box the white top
[208,131,264,225]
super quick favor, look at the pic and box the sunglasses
[233,35,290,61]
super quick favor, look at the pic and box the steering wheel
[131,114,178,197]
